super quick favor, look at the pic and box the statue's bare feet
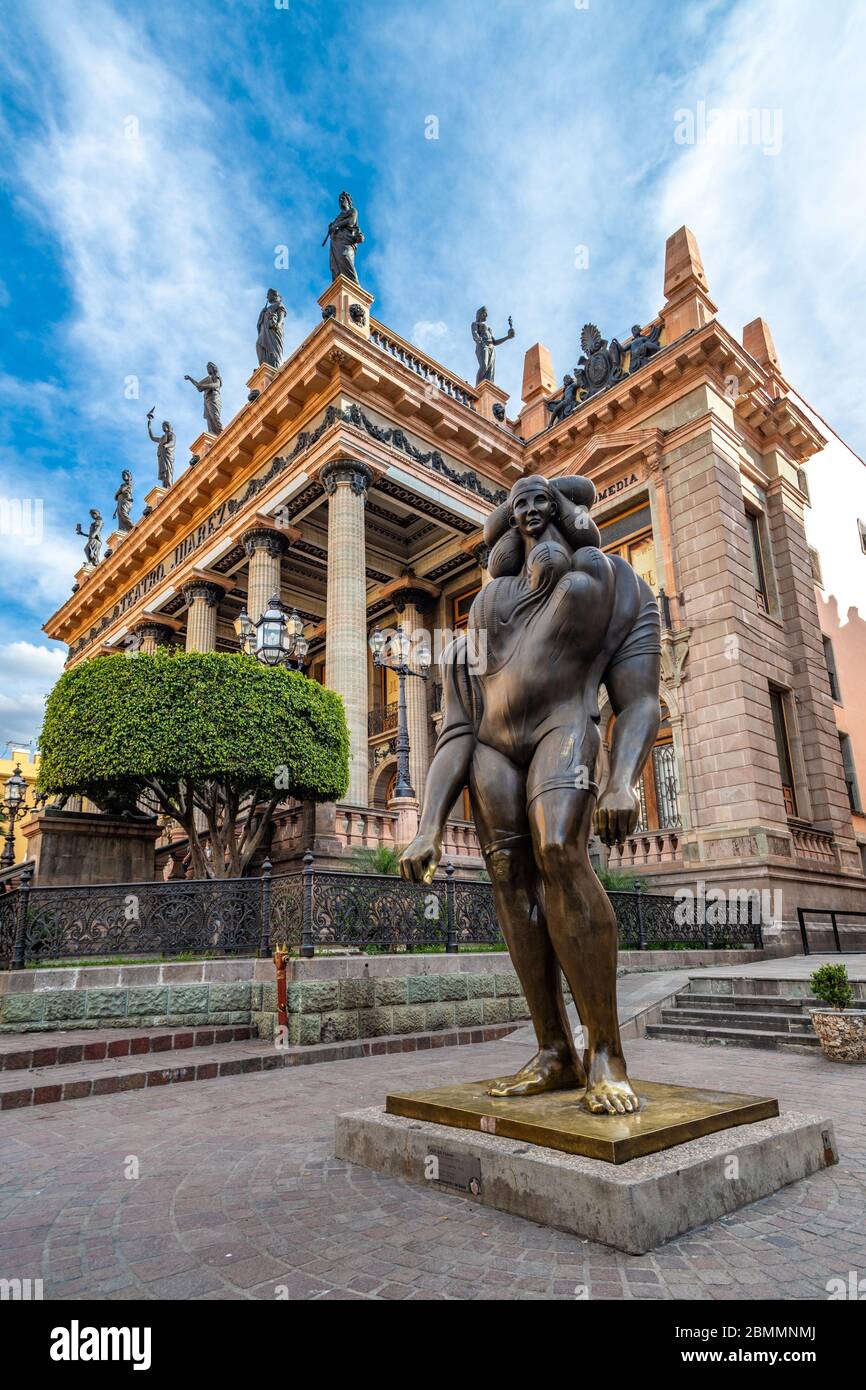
[583,1075,640,1115]
[487,1047,584,1098]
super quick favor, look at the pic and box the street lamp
[1,764,30,869]
[235,596,308,671]
[369,625,431,798]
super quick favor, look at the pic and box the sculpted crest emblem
[577,323,625,399]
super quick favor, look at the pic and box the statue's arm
[595,649,661,845]
[400,643,476,882]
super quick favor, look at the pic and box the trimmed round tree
[38,649,349,878]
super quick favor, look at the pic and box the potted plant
[809,963,866,1063]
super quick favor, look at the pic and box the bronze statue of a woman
[75,509,103,567]
[256,288,287,368]
[324,192,364,284]
[113,470,134,531]
[400,474,661,1115]
[184,363,223,435]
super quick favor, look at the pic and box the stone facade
[38,233,866,940]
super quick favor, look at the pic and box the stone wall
[0,946,775,1037]
[254,968,528,1044]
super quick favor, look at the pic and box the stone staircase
[645,974,822,1054]
[0,1018,517,1111]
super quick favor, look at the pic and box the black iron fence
[0,856,763,969]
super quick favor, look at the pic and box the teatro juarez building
[43,224,866,940]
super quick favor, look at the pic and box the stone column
[322,459,372,805]
[243,527,287,622]
[134,622,174,654]
[472,541,491,589]
[183,581,220,653]
[395,592,431,803]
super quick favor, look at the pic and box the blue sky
[1,0,865,746]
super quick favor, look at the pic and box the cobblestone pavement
[1,1032,864,1301]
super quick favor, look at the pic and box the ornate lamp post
[1,764,30,869]
[234,596,308,671]
[369,625,431,798]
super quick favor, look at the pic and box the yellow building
[0,745,40,865]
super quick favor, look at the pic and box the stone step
[0,1025,255,1073]
[662,1007,816,1034]
[0,1021,517,1111]
[645,1021,821,1051]
[677,991,812,1013]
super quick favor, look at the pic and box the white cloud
[0,642,66,747]
[654,0,866,443]
[0,0,306,458]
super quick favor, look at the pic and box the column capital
[320,458,373,498]
[242,526,289,560]
[131,620,177,646]
[182,580,222,608]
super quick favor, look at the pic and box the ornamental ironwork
[0,861,762,969]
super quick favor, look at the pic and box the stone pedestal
[474,379,509,425]
[143,486,168,513]
[189,432,217,461]
[22,809,161,886]
[336,1097,838,1255]
[387,794,420,848]
[246,363,279,399]
[318,275,374,340]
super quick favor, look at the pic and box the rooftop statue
[400,473,661,1116]
[628,321,662,374]
[256,288,287,369]
[113,470,134,531]
[146,410,176,487]
[546,373,580,427]
[472,305,515,385]
[324,192,364,284]
[184,363,223,436]
[75,509,103,567]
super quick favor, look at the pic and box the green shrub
[38,649,349,877]
[595,867,645,892]
[810,962,854,1010]
[352,846,403,876]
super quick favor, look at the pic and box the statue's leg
[470,740,584,1098]
[526,728,639,1115]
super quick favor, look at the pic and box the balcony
[368,702,398,737]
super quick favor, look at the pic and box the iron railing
[0,857,764,968]
[797,907,866,955]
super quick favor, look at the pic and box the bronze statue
[546,373,580,427]
[113,470,134,531]
[324,192,364,284]
[400,473,661,1115]
[628,322,662,374]
[256,288,287,368]
[472,306,515,385]
[184,364,223,435]
[146,411,176,487]
[75,509,103,566]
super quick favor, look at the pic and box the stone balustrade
[608,831,682,870]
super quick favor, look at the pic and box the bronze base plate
[385,1079,780,1164]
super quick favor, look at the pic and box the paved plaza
[1,990,864,1301]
